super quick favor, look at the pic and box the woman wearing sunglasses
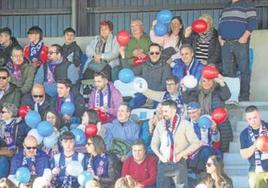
[196,155,233,188]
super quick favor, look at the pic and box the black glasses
[25,146,37,150]
[149,52,160,55]
[0,76,7,80]
[32,95,44,98]
[206,162,213,167]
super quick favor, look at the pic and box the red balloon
[85,123,98,138]
[96,109,108,124]
[18,105,31,118]
[116,30,131,46]
[256,136,268,152]
[132,55,150,67]
[191,19,208,33]
[201,65,219,79]
[211,107,228,125]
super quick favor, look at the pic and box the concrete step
[236,121,248,132]
[225,165,249,176]
[224,153,248,166]
[230,175,249,188]
[229,142,240,153]
[233,131,241,141]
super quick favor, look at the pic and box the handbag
[88,59,108,72]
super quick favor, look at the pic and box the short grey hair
[2,103,18,117]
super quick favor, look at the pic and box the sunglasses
[149,52,160,55]
[32,95,44,98]
[0,76,7,80]
[206,162,214,167]
[25,146,37,150]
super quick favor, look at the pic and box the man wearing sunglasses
[129,43,172,109]
[8,135,50,187]
[0,68,21,107]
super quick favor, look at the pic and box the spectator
[121,19,151,69]
[103,103,140,161]
[148,103,163,135]
[218,0,257,101]
[51,131,86,188]
[172,44,204,82]
[122,140,157,188]
[88,72,123,123]
[0,68,21,107]
[0,178,16,188]
[129,43,171,109]
[85,135,121,188]
[84,20,120,81]
[78,109,101,133]
[23,26,48,68]
[8,136,50,187]
[240,105,268,188]
[183,14,221,67]
[151,100,201,188]
[62,27,82,70]
[34,44,79,97]
[196,155,233,188]
[0,27,20,66]
[86,179,102,188]
[21,84,51,117]
[115,175,143,188]
[6,46,36,94]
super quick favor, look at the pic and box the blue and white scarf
[1,119,17,149]
[22,151,36,176]
[29,40,44,62]
[95,84,111,109]
[163,91,184,115]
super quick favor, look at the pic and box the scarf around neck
[199,84,215,114]
[29,40,44,62]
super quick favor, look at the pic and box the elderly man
[122,139,157,188]
[34,44,79,97]
[21,84,51,117]
[172,44,204,82]
[240,105,268,188]
[8,135,50,187]
[151,100,200,188]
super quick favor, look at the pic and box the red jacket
[23,44,48,65]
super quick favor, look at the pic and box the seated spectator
[84,20,120,81]
[103,103,140,161]
[8,136,50,187]
[183,14,221,67]
[196,155,233,188]
[172,44,204,82]
[51,131,86,188]
[120,19,151,69]
[0,68,21,107]
[0,27,20,66]
[129,43,171,109]
[78,109,101,132]
[62,27,82,71]
[86,179,102,188]
[122,140,157,188]
[23,26,48,68]
[34,44,79,97]
[21,84,51,117]
[5,46,36,94]
[115,175,143,188]
[88,72,123,123]
[0,177,16,188]
[85,135,121,188]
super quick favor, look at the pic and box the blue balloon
[37,121,54,137]
[157,9,173,24]
[71,128,86,145]
[70,123,79,130]
[118,68,135,83]
[61,102,75,116]
[25,111,41,128]
[16,167,31,183]
[154,22,168,36]
[198,115,212,129]
[78,171,93,186]
[43,131,58,148]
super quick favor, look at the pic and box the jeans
[157,160,188,188]
[0,156,9,178]
[221,40,250,100]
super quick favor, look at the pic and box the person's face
[48,46,60,61]
[100,25,111,40]
[11,49,24,65]
[82,112,90,125]
[0,33,10,45]
[64,32,75,45]
[86,139,96,154]
[46,112,57,126]
[149,46,161,63]
[0,71,9,90]
[132,145,146,163]
[170,18,182,35]
[57,83,70,98]
[94,75,108,90]
[117,105,130,122]
[61,139,75,153]
[27,33,40,43]
[180,47,194,65]
[0,107,12,121]
[162,105,176,120]
[188,109,201,122]
[201,78,214,90]
[24,139,38,158]
[245,110,262,129]
[131,21,143,38]
[166,80,178,94]
[206,158,216,174]
[32,87,45,103]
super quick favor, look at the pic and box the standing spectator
[240,105,268,188]
[84,20,120,81]
[23,26,48,68]
[218,0,257,101]
[122,140,157,188]
[62,27,82,71]
[6,46,36,94]
[151,100,200,188]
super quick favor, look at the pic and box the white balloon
[133,77,148,93]
[66,161,83,177]
[32,177,50,188]
[27,129,43,145]
[181,75,198,89]
[43,168,52,182]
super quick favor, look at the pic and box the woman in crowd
[78,109,101,133]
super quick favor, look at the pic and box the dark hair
[0,68,10,77]
[88,135,106,154]
[27,26,43,40]
[60,131,75,141]
[50,44,63,55]
[180,44,194,53]
[83,109,100,125]
[94,71,108,80]
[56,79,72,88]
[169,16,184,48]
[63,27,76,35]
[161,100,177,109]
[149,43,162,52]
[0,27,12,36]
[166,75,179,84]
[245,105,258,113]
[11,45,23,53]
[99,20,113,31]
[43,109,62,130]
[120,102,131,113]
[132,139,146,151]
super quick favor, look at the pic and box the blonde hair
[199,14,213,30]
[0,178,16,188]
[115,176,143,188]
[85,179,102,188]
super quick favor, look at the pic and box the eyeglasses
[149,52,160,55]
[48,51,57,55]
[0,76,7,80]
[32,95,44,98]
[206,162,213,167]
[25,146,37,150]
